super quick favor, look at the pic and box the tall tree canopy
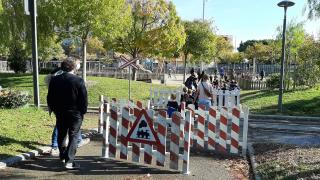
[181,20,217,81]
[214,35,234,62]
[306,0,320,19]
[276,21,306,57]
[106,0,186,80]
[52,0,131,81]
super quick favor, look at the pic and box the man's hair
[61,60,76,72]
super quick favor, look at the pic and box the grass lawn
[241,86,320,116]
[0,107,99,160]
[0,73,176,106]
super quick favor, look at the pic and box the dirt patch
[253,143,320,180]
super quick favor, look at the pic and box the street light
[277,0,295,112]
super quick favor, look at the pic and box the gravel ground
[253,143,320,180]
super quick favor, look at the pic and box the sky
[171,0,320,48]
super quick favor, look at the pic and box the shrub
[266,73,293,89]
[39,68,55,74]
[266,73,280,89]
[7,44,28,74]
[0,89,31,108]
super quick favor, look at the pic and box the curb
[0,129,98,170]
[249,114,320,121]
[247,143,261,180]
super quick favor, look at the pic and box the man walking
[47,60,88,169]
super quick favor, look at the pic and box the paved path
[248,117,320,146]
[152,74,184,86]
[0,136,233,180]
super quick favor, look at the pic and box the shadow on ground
[1,155,179,178]
[0,135,47,160]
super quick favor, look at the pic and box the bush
[266,73,280,89]
[39,68,55,74]
[7,44,28,74]
[266,73,293,89]
[0,89,31,108]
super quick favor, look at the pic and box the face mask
[76,63,81,70]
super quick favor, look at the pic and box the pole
[202,0,205,21]
[129,66,131,101]
[278,7,287,112]
[30,0,40,108]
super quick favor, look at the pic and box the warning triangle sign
[126,109,160,145]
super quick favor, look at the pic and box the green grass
[0,73,176,106]
[0,107,99,159]
[241,86,320,116]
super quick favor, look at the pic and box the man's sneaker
[50,148,59,156]
[65,162,80,170]
[77,138,90,148]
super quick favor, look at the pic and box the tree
[214,35,234,63]
[306,0,320,19]
[38,36,63,61]
[181,20,217,82]
[244,42,272,63]
[7,42,28,73]
[53,0,131,82]
[0,0,63,61]
[107,0,186,80]
[87,37,106,56]
[276,21,306,57]
[295,35,320,88]
[238,39,271,52]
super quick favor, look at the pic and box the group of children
[165,70,241,117]
[166,87,194,118]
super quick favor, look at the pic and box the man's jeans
[51,126,83,148]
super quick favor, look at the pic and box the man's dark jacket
[47,72,88,115]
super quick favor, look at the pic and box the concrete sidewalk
[0,136,233,180]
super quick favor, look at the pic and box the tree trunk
[183,53,187,83]
[82,41,87,82]
[132,52,138,81]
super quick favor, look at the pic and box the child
[180,87,188,103]
[167,94,179,118]
[185,89,195,107]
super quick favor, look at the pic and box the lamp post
[277,0,295,112]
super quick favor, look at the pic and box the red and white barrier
[182,111,192,174]
[109,105,118,158]
[196,105,205,150]
[170,112,181,170]
[218,108,228,153]
[120,107,130,160]
[230,107,240,154]
[156,110,167,167]
[208,107,217,151]
[144,110,154,165]
[100,95,249,175]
